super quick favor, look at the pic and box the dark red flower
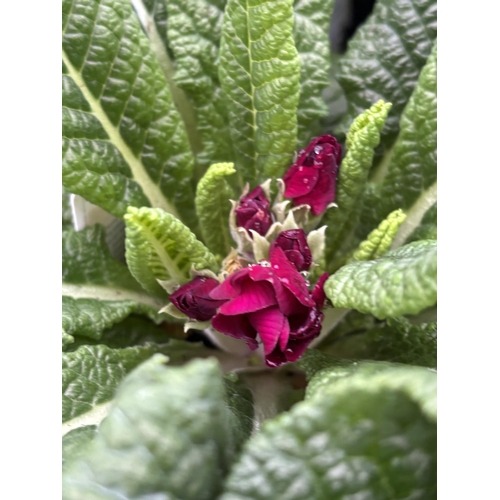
[270,229,312,272]
[235,186,272,236]
[283,135,342,216]
[170,276,226,322]
[209,247,329,367]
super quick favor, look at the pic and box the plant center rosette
[161,136,341,367]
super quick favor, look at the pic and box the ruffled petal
[248,306,286,355]
[293,168,334,216]
[219,280,277,315]
[312,273,329,309]
[265,346,287,368]
[283,163,319,198]
[209,268,249,300]
[211,313,258,350]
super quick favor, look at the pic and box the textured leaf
[63,343,171,423]
[63,356,251,499]
[293,0,335,146]
[140,0,171,54]
[219,0,301,182]
[165,0,233,169]
[62,0,197,228]
[63,187,73,229]
[221,362,436,500]
[325,240,437,319]
[63,426,98,468]
[62,226,164,346]
[124,207,219,296]
[336,0,437,156]
[358,42,437,240]
[195,162,236,257]
[351,209,406,261]
[323,101,391,268]
[407,202,437,243]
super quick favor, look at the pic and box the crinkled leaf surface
[63,188,73,229]
[195,162,236,257]
[140,0,171,54]
[293,0,335,146]
[325,240,437,319]
[62,0,197,227]
[336,0,437,156]
[63,356,251,500]
[407,202,437,243]
[323,101,391,268]
[221,362,436,500]
[351,209,406,261]
[62,226,164,346]
[359,42,437,241]
[124,207,218,296]
[219,0,301,182]
[166,0,233,169]
[63,426,98,468]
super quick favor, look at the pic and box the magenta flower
[209,246,329,367]
[270,229,312,272]
[283,135,342,216]
[170,276,225,322]
[235,186,272,236]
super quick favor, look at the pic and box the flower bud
[170,276,225,321]
[283,135,342,216]
[235,186,272,236]
[270,229,312,272]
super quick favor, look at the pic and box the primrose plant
[62,0,437,498]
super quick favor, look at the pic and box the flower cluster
[167,135,341,367]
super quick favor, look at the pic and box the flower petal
[211,313,258,350]
[248,306,286,355]
[219,280,277,315]
[265,346,287,368]
[209,268,249,300]
[293,168,334,216]
[312,272,329,309]
[283,164,318,198]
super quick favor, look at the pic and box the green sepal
[325,240,437,319]
[219,0,301,182]
[350,209,406,261]
[124,207,219,297]
[195,162,236,257]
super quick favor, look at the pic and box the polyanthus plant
[62,0,437,498]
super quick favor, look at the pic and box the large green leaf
[62,187,73,229]
[63,426,98,469]
[165,0,233,170]
[325,240,437,319]
[62,0,196,228]
[407,202,437,243]
[63,356,252,499]
[221,362,436,499]
[195,162,236,257]
[323,101,391,268]
[124,206,219,296]
[336,0,437,157]
[62,226,165,346]
[219,0,301,182]
[293,0,335,146]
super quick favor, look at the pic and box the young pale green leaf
[351,209,406,261]
[336,0,437,156]
[325,240,437,319]
[124,207,219,296]
[219,0,301,182]
[63,426,98,469]
[63,356,251,500]
[62,344,172,424]
[293,0,335,146]
[323,101,391,268]
[62,0,197,228]
[165,0,233,170]
[195,162,236,257]
[358,43,438,241]
[221,362,436,500]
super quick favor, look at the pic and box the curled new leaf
[124,207,218,297]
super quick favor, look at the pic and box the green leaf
[124,206,219,296]
[351,209,406,261]
[62,187,73,229]
[165,0,233,170]
[325,240,437,319]
[63,426,98,468]
[140,0,171,55]
[62,0,197,228]
[336,0,437,156]
[219,0,301,182]
[63,343,171,424]
[323,101,391,268]
[62,226,164,346]
[221,362,436,500]
[359,42,438,241]
[195,162,236,256]
[293,0,335,146]
[407,203,437,243]
[63,356,251,499]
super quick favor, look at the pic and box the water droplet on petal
[282,278,290,285]
[259,260,271,267]
[303,179,309,184]
[273,265,279,269]
[298,166,304,172]
[314,145,323,154]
